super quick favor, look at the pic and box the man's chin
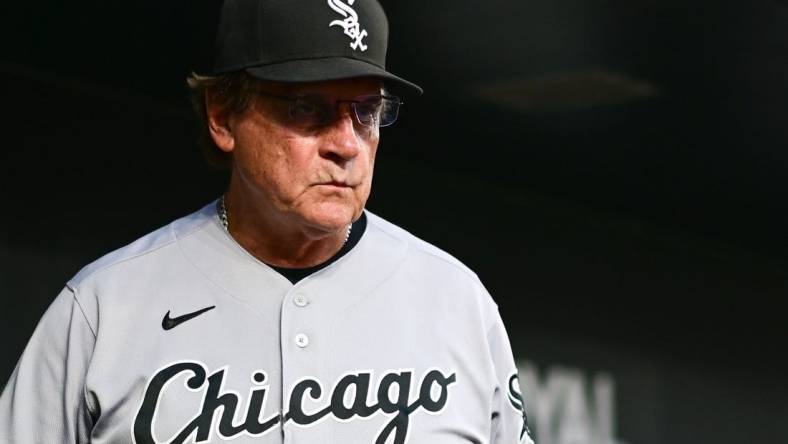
[297,205,357,237]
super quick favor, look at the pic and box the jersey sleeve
[488,308,536,444]
[0,287,97,444]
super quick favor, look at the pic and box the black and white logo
[133,361,457,444]
[508,373,536,444]
[327,0,368,51]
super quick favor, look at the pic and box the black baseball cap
[210,0,422,95]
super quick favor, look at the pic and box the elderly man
[0,1,534,443]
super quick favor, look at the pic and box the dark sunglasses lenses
[289,95,401,128]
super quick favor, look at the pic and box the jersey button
[294,294,309,307]
[295,333,310,348]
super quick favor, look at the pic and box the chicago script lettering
[133,362,456,444]
[132,362,279,444]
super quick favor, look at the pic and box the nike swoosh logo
[162,306,216,331]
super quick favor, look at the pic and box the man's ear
[206,93,235,153]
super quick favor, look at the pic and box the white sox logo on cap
[327,0,369,51]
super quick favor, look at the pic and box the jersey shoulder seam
[66,286,100,420]
[74,288,100,419]
[71,287,97,339]
[66,216,211,291]
[365,210,484,285]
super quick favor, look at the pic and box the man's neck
[223,188,350,269]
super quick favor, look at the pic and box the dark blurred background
[1,1,787,443]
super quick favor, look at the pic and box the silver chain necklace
[217,196,352,245]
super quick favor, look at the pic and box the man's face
[222,78,382,236]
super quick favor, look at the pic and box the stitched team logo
[132,361,457,444]
[508,373,536,444]
[327,0,369,51]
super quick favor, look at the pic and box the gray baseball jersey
[1,201,534,444]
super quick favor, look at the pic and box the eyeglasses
[255,90,403,128]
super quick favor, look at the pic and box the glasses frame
[254,89,403,128]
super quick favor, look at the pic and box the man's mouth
[317,180,352,188]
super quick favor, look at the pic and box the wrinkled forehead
[257,77,385,98]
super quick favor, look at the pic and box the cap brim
[244,57,423,96]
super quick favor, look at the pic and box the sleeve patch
[508,373,536,444]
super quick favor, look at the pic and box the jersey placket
[280,283,326,444]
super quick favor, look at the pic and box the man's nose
[319,105,362,163]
